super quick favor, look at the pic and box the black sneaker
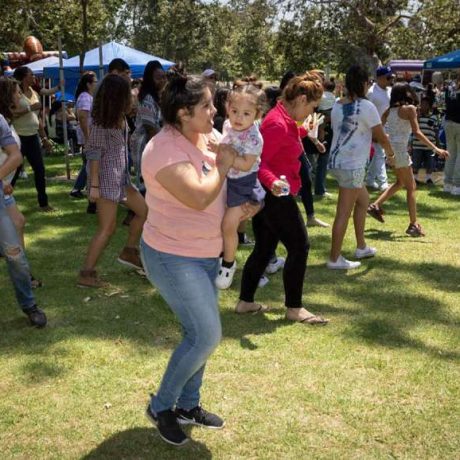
[86,202,97,214]
[426,178,434,185]
[24,306,47,328]
[176,405,225,429]
[145,404,189,446]
[70,190,85,199]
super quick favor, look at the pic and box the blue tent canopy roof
[423,49,460,70]
[43,41,174,80]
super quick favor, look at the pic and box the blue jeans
[0,183,35,312]
[366,142,388,187]
[140,239,221,413]
[315,151,330,195]
[73,155,87,191]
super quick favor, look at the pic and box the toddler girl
[211,79,266,289]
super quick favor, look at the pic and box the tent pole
[99,41,104,80]
[58,35,70,180]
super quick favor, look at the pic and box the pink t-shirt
[141,126,226,258]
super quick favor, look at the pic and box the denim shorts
[227,172,266,207]
[329,167,366,189]
[3,194,15,207]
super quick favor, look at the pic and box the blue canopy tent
[43,41,175,96]
[423,49,460,70]
[4,56,62,77]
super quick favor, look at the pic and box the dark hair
[324,80,336,92]
[160,73,210,128]
[345,65,369,99]
[138,60,164,104]
[282,72,324,103]
[92,74,131,128]
[214,87,230,119]
[390,82,417,107]
[420,96,432,107]
[280,70,296,91]
[264,85,281,110]
[49,100,62,123]
[229,77,267,115]
[0,77,20,120]
[13,66,32,84]
[108,58,130,73]
[75,71,96,101]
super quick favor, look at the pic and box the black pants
[12,134,48,207]
[240,192,310,308]
[299,153,314,217]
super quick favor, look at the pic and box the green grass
[1,154,459,459]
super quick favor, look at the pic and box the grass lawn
[1,154,459,459]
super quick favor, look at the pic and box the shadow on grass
[81,427,212,460]
[1,161,459,366]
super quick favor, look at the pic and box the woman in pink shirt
[141,73,243,446]
[236,73,328,325]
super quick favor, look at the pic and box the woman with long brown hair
[77,74,147,288]
[236,72,328,324]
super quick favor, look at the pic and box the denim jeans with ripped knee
[0,182,35,312]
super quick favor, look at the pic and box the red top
[258,101,307,195]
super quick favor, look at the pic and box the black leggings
[12,134,48,207]
[239,191,310,308]
[299,153,314,217]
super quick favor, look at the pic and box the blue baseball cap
[376,65,393,77]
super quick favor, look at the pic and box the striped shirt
[412,114,438,151]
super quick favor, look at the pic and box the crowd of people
[1,57,459,446]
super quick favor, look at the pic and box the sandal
[286,313,329,325]
[367,204,385,223]
[235,302,269,315]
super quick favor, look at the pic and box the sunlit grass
[1,154,459,459]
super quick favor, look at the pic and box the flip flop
[235,303,269,315]
[286,314,329,325]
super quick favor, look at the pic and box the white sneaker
[258,275,270,288]
[451,186,460,196]
[215,261,237,289]
[327,255,361,270]
[354,246,377,259]
[378,183,389,191]
[19,170,28,179]
[265,257,285,274]
[443,183,452,192]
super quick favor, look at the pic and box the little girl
[210,79,266,289]
[368,83,448,237]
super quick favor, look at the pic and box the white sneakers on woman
[215,262,237,290]
[327,255,361,270]
[327,246,376,270]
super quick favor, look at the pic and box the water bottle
[279,175,290,196]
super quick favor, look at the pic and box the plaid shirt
[86,124,130,202]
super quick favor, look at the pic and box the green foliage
[1,0,459,79]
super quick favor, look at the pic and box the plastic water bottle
[279,175,290,196]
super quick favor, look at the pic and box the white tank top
[385,107,412,153]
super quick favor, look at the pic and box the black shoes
[86,202,97,214]
[24,306,47,328]
[145,404,189,446]
[145,402,225,446]
[69,190,85,199]
[176,405,225,429]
